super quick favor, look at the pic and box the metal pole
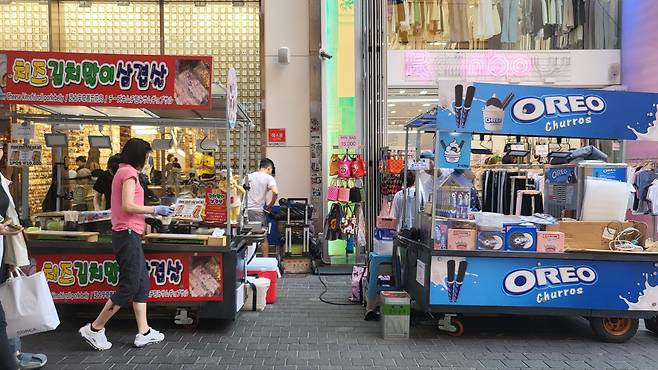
[414,129,421,229]
[226,126,232,242]
[402,127,409,230]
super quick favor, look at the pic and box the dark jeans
[0,303,17,370]
[110,230,150,306]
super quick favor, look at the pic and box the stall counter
[25,235,263,323]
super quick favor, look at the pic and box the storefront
[1,48,264,324]
[389,82,658,343]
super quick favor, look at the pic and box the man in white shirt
[392,170,426,231]
[247,158,279,257]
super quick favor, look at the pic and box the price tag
[408,159,430,171]
[11,124,35,140]
[511,144,525,151]
[535,144,549,157]
[339,135,358,148]
[8,143,42,166]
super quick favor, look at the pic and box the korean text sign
[436,83,658,141]
[0,51,212,110]
[33,253,223,303]
[429,256,658,311]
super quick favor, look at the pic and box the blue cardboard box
[504,223,537,252]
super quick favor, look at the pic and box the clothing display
[632,167,658,215]
[388,0,618,50]
[516,190,544,216]
[481,169,536,215]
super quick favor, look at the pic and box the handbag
[337,180,351,203]
[329,154,340,176]
[377,198,397,230]
[338,155,352,179]
[324,203,344,241]
[0,269,60,338]
[349,183,362,203]
[350,154,366,178]
[327,179,339,201]
[387,154,405,174]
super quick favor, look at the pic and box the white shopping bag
[0,270,60,338]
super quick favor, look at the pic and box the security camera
[319,49,333,60]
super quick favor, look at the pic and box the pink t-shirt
[111,164,145,234]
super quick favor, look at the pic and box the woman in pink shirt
[79,138,173,351]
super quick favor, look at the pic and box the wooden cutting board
[144,233,226,246]
[25,230,99,242]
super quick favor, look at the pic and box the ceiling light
[418,109,423,112]
[422,103,431,107]
[420,90,428,95]
[399,90,406,94]
[390,111,397,114]
[79,0,92,7]
[390,122,396,125]
[388,103,395,107]
[388,98,436,103]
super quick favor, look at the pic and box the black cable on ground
[317,270,360,306]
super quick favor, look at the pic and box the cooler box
[247,257,280,304]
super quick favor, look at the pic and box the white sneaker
[79,324,112,351]
[134,328,165,348]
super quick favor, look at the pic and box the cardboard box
[477,231,504,251]
[447,229,476,250]
[545,220,647,251]
[504,224,537,252]
[537,231,565,253]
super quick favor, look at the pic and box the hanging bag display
[350,154,366,178]
[337,179,351,203]
[338,155,352,178]
[349,181,362,203]
[329,154,340,176]
[324,203,344,241]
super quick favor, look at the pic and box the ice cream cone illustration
[452,261,468,302]
[446,259,456,302]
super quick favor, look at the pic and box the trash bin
[381,291,410,339]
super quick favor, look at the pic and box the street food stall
[1,50,264,324]
[395,83,658,342]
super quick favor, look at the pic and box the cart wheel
[446,318,465,337]
[644,316,658,335]
[181,312,199,329]
[590,317,638,343]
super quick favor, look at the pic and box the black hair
[76,156,87,163]
[120,138,152,170]
[405,170,416,188]
[107,154,121,173]
[259,158,274,170]
[167,153,175,162]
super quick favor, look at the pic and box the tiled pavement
[23,274,658,369]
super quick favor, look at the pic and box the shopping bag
[327,179,339,201]
[329,154,340,176]
[387,154,405,174]
[350,154,366,178]
[0,270,60,338]
[338,155,352,179]
[337,180,351,202]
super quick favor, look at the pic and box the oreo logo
[512,95,605,123]
[504,266,597,295]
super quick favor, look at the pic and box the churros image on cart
[446,259,456,302]
[452,261,468,302]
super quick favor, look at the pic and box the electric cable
[317,269,360,306]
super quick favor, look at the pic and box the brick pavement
[23,274,658,370]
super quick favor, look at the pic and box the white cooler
[242,276,271,312]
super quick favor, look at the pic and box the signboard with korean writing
[0,51,212,110]
[11,124,35,140]
[8,143,42,166]
[339,135,358,148]
[172,198,205,221]
[204,187,228,224]
[267,128,286,146]
[32,253,223,303]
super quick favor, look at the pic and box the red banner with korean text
[31,253,223,304]
[0,51,212,109]
[204,186,228,224]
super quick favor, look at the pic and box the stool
[367,252,402,300]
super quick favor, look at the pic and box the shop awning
[13,83,253,129]
[404,108,436,131]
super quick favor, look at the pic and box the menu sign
[8,143,42,166]
[0,51,212,110]
[172,198,205,221]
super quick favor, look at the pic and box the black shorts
[110,230,150,306]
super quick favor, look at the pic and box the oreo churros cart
[397,83,658,342]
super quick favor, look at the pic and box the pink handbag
[338,155,352,178]
[376,199,397,229]
[327,179,339,201]
[337,180,351,202]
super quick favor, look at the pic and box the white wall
[263,0,311,201]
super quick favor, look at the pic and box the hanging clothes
[561,0,574,33]
[447,0,470,42]
[474,0,498,40]
[501,0,519,43]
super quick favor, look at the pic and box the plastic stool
[367,252,402,300]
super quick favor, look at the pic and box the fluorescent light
[390,122,396,125]
[390,111,397,114]
[399,90,406,94]
[420,90,428,95]
[387,103,395,107]
[388,98,436,103]
[422,103,431,107]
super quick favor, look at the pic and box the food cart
[395,83,658,342]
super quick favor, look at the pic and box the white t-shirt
[246,171,277,211]
[418,172,433,201]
